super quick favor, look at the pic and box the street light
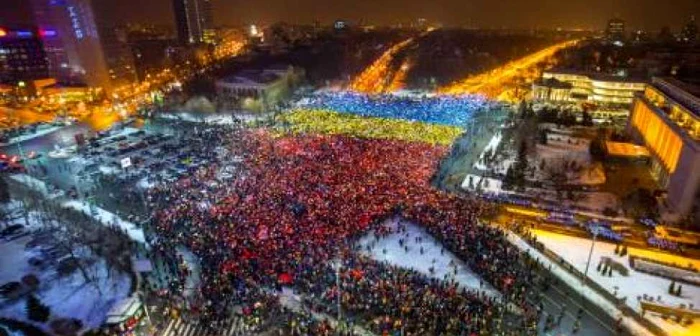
[583,228,599,284]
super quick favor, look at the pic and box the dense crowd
[147,128,540,333]
[278,109,463,146]
[297,91,491,127]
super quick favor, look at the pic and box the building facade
[541,70,646,105]
[627,77,700,223]
[172,0,214,45]
[30,0,136,93]
[216,66,304,112]
[0,27,50,85]
[531,77,573,102]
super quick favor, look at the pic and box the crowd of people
[145,127,544,334]
[278,109,464,146]
[297,91,491,127]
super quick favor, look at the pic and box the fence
[523,233,669,336]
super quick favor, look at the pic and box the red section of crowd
[150,130,536,332]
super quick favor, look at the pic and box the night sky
[1,0,699,30]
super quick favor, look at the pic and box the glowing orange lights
[0,28,7,37]
[349,38,414,94]
[439,40,579,100]
[385,59,413,93]
[631,101,682,173]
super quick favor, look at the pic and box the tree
[0,175,10,204]
[503,167,517,190]
[512,140,529,190]
[589,137,606,161]
[26,295,50,323]
[581,110,594,126]
[539,129,548,145]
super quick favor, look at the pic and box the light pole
[334,259,342,326]
[583,229,598,284]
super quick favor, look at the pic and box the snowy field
[358,217,500,298]
[503,230,653,336]
[62,200,146,244]
[534,132,605,186]
[0,212,132,333]
[531,229,700,335]
[10,174,147,244]
[1,125,64,147]
[462,174,505,194]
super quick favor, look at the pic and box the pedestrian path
[159,316,249,336]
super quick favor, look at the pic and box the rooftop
[219,69,283,86]
[604,141,650,158]
[653,77,700,118]
[545,68,647,83]
[534,77,573,89]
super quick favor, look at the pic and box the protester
[147,129,539,334]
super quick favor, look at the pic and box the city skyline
[2,0,699,31]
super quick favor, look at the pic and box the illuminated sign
[40,29,58,38]
[67,6,84,40]
[16,30,33,38]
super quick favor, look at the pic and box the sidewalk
[503,228,655,336]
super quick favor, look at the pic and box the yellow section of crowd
[276,109,463,146]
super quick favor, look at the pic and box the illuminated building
[541,70,646,105]
[215,65,304,113]
[30,0,137,93]
[172,0,213,45]
[0,27,50,85]
[627,77,700,221]
[532,78,573,102]
[606,17,626,44]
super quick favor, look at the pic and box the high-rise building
[172,0,214,45]
[627,77,700,224]
[606,17,626,43]
[0,26,50,84]
[681,15,698,44]
[30,0,136,93]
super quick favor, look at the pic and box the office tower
[0,27,50,84]
[30,0,136,93]
[173,0,214,45]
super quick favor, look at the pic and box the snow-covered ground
[10,174,147,245]
[503,229,654,336]
[0,213,132,333]
[529,229,700,335]
[473,132,503,171]
[1,125,64,146]
[358,217,500,298]
[9,175,51,197]
[61,200,146,244]
[159,112,266,125]
[535,133,606,185]
[462,174,505,194]
[176,247,202,299]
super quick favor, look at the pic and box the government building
[627,77,700,224]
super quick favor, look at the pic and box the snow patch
[358,217,500,298]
